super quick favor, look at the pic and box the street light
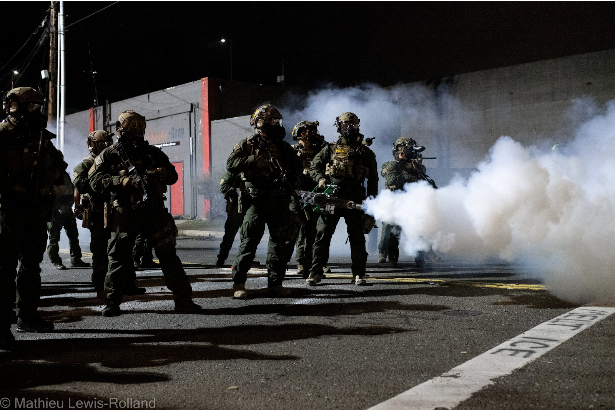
[12,70,18,88]
[221,38,233,81]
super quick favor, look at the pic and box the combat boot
[323,266,331,274]
[123,283,147,296]
[52,260,67,270]
[296,265,306,278]
[378,253,387,263]
[16,316,54,332]
[233,283,248,299]
[215,257,225,267]
[0,325,15,350]
[354,276,368,286]
[140,259,159,269]
[174,299,202,313]
[389,259,398,268]
[268,285,291,297]
[71,258,91,268]
[306,272,323,286]
[102,303,121,317]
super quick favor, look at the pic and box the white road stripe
[369,306,615,410]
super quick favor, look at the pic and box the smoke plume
[364,98,615,305]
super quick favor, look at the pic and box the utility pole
[48,1,57,124]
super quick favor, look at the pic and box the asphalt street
[1,230,614,410]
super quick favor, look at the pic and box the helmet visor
[267,118,282,126]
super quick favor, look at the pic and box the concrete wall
[410,48,615,183]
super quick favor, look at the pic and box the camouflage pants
[310,209,368,278]
[0,204,49,322]
[105,206,192,305]
[293,208,320,269]
[46,209,82,262]
[232,195,296,287]
[378,222,402,261]
[217,202,245,263]
[133,233,154,264]
[89,212,110,291]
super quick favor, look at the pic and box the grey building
[64,48,615,219]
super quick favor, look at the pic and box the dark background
[2,1,615,114]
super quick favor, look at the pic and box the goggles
[9,102,42,113]
[340,121,359,129]
[266,118,282,126]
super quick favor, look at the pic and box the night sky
[2,2,615,114]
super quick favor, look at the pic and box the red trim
[89,108,95,133]
[201,78,211,178]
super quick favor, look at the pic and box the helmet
[392,137,425,160]
[334,112,360,134]
[292,120,320,141]
[249,104,283,128]
[87,130,114,155]
[116,110,146,139]
[3,87,45,115]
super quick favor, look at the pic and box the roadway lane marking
[325,273,546,291]
[368,306,615,410]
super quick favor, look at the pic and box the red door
[170,162,183,216]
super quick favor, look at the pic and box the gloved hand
[120,176,134,189]
[318,178,329,189]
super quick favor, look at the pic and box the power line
[64,2,120,30]
[0,17,47,74]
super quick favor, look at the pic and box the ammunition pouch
[361,214,376,234]
[82,207,91,229]
[103,202,113,229]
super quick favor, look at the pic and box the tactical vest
[382,160,424,190]
[325,143,368,181]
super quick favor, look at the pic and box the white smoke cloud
[365,99,615,304]
[282,83,463,256]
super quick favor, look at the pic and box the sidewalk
[174,219,225,238]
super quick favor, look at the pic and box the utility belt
[248,187,288,197]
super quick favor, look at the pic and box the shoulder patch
[220,178,225,185]
[233,143,241,151]
[88,163,96,176]
[73,171,78,180]
[95,156,103,166]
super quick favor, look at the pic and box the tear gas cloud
[364,98,615,305]
[282,83,468,257]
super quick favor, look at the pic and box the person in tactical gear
[89,111,201,316]
[216,170,247,267]
[73,130,145,298]
[306,112,378,286]
[286,120,328,278]
[378,137,437,268]
[0,87,68,348]
[226,104,302,299]
[133,235,158,269]
[46,170,90,269]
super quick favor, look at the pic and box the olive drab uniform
[378,158,426,265]
[216,170,247,267]
[46,171,86,268]
[74,153,108,290]
[88,140,194,308]
[308,133,378,281]
[287,140,328,276]
[0,117,67,328]
[226,133,301,288]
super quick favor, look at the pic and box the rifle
[111,140,151,209]
[296,184,363,215]
[256,139,309,223]
[296,184,377,233]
